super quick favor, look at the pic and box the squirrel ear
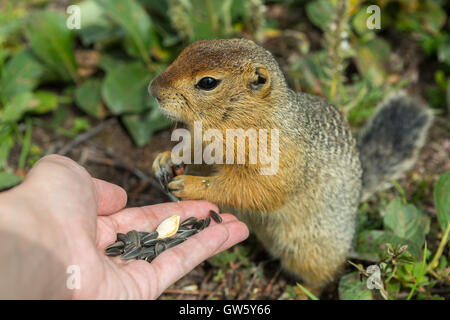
[248,65,271,97]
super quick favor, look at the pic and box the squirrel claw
[156,167,172,193]
[152,151,177,193]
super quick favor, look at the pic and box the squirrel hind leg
[357,91,433,199]
[279,248,346,298]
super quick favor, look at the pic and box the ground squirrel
[149,39,432,295]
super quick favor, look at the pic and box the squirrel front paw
[152,151,185,192]
[168,175,212,200]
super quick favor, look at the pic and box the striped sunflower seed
[121,246,142,260]
[116,233,127,243]
[106,241,124,251]
[193,219,205,230]
[105,248,123,256]
[139,247,156,259]
[142,238,161,247]
[127,230,140,247]
[141,231,158,242]
[177,229,198,239]
[177,226,194,233]
[204,217,211,228]
[155,242,166,255]
[166,238,185,249]
[180,217,198,227]
[209,210,222,223]
[123,242,137,254]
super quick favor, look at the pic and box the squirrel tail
[357,91,433,200]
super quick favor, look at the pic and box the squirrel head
[149,38,288,130]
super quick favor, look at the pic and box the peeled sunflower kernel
[156,215,180,239]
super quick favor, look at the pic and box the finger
[210,214,250,254]
[122,217,249,298]
[24,154,92,187]
[92,178,127,216]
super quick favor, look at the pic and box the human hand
[0,155,249,299]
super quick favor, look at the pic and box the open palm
[13,155,248,299]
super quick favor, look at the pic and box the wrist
[0,185,71,299]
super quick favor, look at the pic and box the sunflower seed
[141,246,156,255]
[155,242,166,255]
[105,248,123,256]
[180,217,198,227]
[141,231,158,242]
[106,215,213,263]
[139,247,156,259]
[116,233,127,243]
[166,238,185,249]
[142,238,161,247]
[156,215,180,238]
[209,210,222,223]
[204,217,211,228]
[127,230,140,247]
[106,241,125,251]
[123,242,137,254]
[121,246,142,260]
[177,229,198,239]
[193,219,205,230]
[177,226,194,233]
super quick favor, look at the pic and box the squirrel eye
[196,77,220,90]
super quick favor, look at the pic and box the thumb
[92,178,127,215]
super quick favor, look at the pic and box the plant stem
[385,264,397,283]
[296,283,319,300]
[205,0,218,35]
[406,242,427,300]
[427,223,450,273]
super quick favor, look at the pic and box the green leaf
[121,106,172,147]
[1,91,57,123]
[434,171,450,231]
[77,0,120,46]
[356,230,421,261]
[338,272,373,300]
[306,0,334,31]
[383,198,430,247]
[75,79,105,118]
[0,171,22,190]
[0,11,25,43]
[1,92,35,123]
[0,50,45,104]
[0,125,14,169]
[33,91,59,114]
[98,51,130,73]
[25,10,77,82]
[94,0,153,64]
[354,38,391,86]
[437,41,450,66]
[102,62,151,114]
[422,3,446,34]
[352,6,372,36]
[396,2,446,34]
